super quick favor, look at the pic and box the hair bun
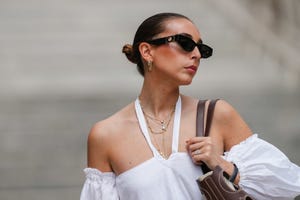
[122,44,138,64]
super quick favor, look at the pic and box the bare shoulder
[213,100,239,122]
[212,99,253,151]
[87,102,135,171]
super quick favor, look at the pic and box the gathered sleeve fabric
[80,168,119,200]
[223,134,300,200]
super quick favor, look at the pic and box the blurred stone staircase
[2,0,298,99]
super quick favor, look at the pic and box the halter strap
[134,96,182,159]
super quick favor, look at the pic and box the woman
[80,13,300,199]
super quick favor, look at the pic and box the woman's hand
[185,100,252,183]
[186,136,223,170]
[186,136,240,184]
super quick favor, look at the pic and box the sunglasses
[146,34,213,58]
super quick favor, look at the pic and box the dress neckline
[134,96,182,160]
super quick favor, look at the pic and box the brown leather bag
[196,99,254,200]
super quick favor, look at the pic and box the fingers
[186,137,212,153]
[186,136,205,145]
[193,149,201,155]
[186,137,213,164]
[189,141,202,152]
[190,149,205,165]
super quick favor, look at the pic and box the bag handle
[196,99,219,173]
[196,99,219,137]
[196,100,206,137]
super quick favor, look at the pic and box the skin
[87,18,252,184]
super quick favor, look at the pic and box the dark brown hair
[122,13,191,76]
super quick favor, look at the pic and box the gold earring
[147,60,153,72]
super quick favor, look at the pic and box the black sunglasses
[146,34,213,58]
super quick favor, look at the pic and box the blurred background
[0,0,299,199]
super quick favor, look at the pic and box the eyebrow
[179,33,203,44]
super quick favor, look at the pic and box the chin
[176,74,195,86]
[180,79,193,86]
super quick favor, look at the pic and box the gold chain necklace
[139,100,175,158]
[140,103,175,134]
[143,110,174,133]
[151,133,167,159]
[143,111,174,134]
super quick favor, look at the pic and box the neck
[139,79,180,118]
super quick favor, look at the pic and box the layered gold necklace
[140,102,175,159]
[143,109,174,134]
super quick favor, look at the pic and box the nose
[191,46,201,60]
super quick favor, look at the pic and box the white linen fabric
[80,97,300,200]
[224,134,300,200]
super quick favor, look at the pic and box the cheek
[154,46,183,69]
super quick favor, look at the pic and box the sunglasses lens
[177,37,195,52]
[149,35,212,58]
[199,44,213,58]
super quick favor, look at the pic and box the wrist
[229,163,239,183]
[219,160,240,184]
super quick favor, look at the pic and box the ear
[139,42,153,62]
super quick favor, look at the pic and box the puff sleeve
[80,168,119,200]
[223,134,300,200]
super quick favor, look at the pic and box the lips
[184,65,198,73]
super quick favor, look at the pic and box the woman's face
[149,18,202,85]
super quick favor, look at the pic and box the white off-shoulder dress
[80,97,300,200]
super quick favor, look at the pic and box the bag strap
[196,100,206,137]
[196,99,219,137]
[196,99,219,173]
[205,99,219,136]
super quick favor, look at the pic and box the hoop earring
[147,60,153,72]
